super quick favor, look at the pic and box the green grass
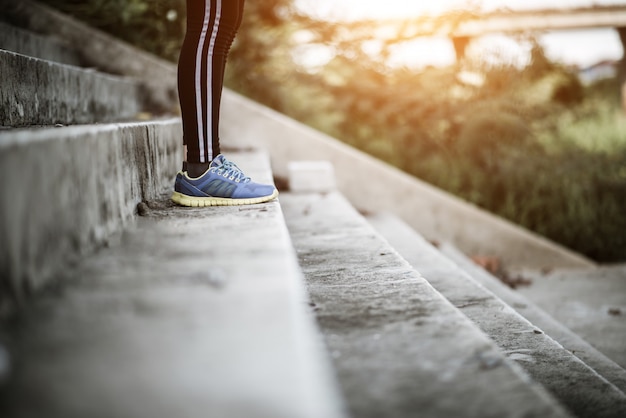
[432,77,626,262]
[542,102,626,154]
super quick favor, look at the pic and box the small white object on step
[288,160,336,193]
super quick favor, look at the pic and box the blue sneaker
[171,154,278,207]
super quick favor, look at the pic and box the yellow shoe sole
[171,189,279,207]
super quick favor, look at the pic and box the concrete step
[0,49,144,126]
[0,152,346,418]
[0,119,182,317]
[0,20,82,66]
[281,191,571,418]
[367,212,626,418]
[1,0,178,113]
[514,265,626,370]
[440,244,626,394]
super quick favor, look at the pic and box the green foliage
[551,74,584,104]
[224,0,298,111]
[39,0,185,61]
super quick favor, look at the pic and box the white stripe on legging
[194,0,222,163]
[206,0,222,162]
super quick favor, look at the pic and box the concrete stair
[367,212,626,417]
[2,2,625,418]
[439,244,626,393]
[281,191,570,418]
[0,153,346,418]
[0,48,143,126]
[0,0,181,312]
[0,21,82,66]
[514,265,626,370]
[0,3,151,126]
[0,120,182,310]
[0,0,178,113]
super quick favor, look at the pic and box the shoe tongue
[209,154,226,168]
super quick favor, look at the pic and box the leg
[171,0,277,207]
[178,0,245,173]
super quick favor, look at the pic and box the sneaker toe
[233,182,276,199]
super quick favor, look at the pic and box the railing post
[618,27,626,115]
[452,36,471,62]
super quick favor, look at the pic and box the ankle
[187,161,210,177]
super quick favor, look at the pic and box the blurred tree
[39,0,186,61]
[225,0,299,111]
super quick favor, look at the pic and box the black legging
[178,0,245,164]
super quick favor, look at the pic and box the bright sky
[296,0,626,20]
[295,0,625,68]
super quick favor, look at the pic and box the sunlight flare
[296,0,468,21]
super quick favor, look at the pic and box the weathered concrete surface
[288,160,336,193]
[0,153,346,418]
[221,89,594,271]
[282,191,571,418]
[1,0,178,114]
[441,243,626,395]
[516,265,626,369]
[0,119,181,316]
[0,21,82,66]
[368,213,626,418]
[0,50,142,126]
